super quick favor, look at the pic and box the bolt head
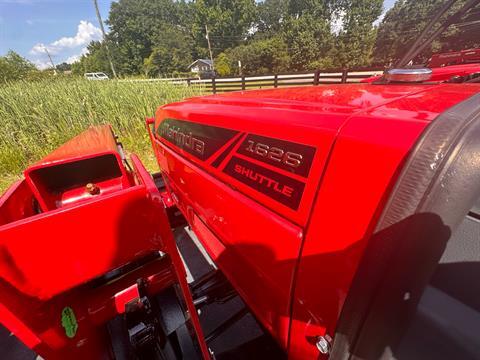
[86,183,100,195]
[316,336,330,354]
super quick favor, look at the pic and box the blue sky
[0,0,397,69]
[0,0,113,68]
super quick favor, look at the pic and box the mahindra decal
[156,119,314,210]
[157,118,238,160]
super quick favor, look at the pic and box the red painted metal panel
[33,125,119,166]
[0,257,176,359]
[150,83,480,358]
[24,125,130,213]
[0,180,37,226]
[288,84,480,358]
[0,127,209,359]
[130,154,210,359]
[154,99,346,226]
[0,185,162,299]
[152,138,303,348]
[288,117,427,359]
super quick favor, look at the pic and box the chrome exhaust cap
[385,68,432,82]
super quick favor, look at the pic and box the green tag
[61,307,78,338]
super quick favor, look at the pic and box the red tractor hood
[154,83,479,226]
[151,82,479,354]
[173,84,434,114]
[159,83,479,123]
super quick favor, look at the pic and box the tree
[225,36,290,75]
[74,0,394,77]
[0,51,38,82]
[143,25,194,77]
[56,62,72,72]
[190,0,257,57]
[283,14,334,71]
[281,0,383,70]
[107,0,185,74]
[287,0,332,18]
[71,41,114,76]
[374,0,480,66]
[256,0,289,34]
[333,0,383,67]
[215,53,232,76]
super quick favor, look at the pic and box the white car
[84,72,109,81]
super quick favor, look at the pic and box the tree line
[2,0,479,82]
[73,0,384,77]
[71,0,478,77]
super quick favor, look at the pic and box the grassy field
[0,78,203,193]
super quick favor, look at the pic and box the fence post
[241,75,246,90]
[274,74,278,88]
[341,68,348,84]
[212,77,216,94]
[314,70,320,85]
[187,78,191,86]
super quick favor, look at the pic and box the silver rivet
[316,336,330,354]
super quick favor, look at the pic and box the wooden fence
[188,68,384,93]
[122,68,384,93]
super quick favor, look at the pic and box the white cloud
[29,20,102,69]
[65,54,81,64]
[32,58,52,70]
[30,20,102,56]
[66,47,88,64]
[52,21,101,49]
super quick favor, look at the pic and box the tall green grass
[0,79,203,192]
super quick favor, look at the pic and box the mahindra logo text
[161,123,205,155]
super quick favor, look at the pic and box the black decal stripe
[224,156,305,210]
[237,134,316,177]
[211,133,245,168]
[157,118,238,161]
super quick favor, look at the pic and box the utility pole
[42,45,56,75]
[93,0,117,78]
[205,24,215,71]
